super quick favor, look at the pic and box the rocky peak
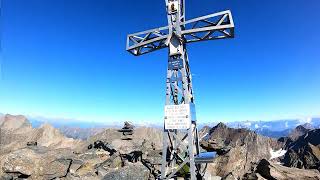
[282,129,320,170]
[198,125,211,141]
[200,126,211,133]
[0,114,4,125]
[39,123,62,136]
[295,123,313,132]
[31,123,83,149]
[289,123,313,141]
[201,123,283,179]
[0,114,32,131]
[290,129,320,150]
[299,123,313,129]
[207,122,261,148]
[296,125,308,131]
[34,123,64,142]
[214,122,227,129]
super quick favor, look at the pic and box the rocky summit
[200,122,283,179]
[287,123,314,141]
[282,129,320,170]
[1,115,320,179]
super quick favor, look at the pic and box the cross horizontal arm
[126,10,234,56]
[182,10,234,43]
[126,26,170,56]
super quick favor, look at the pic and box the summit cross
[126,0,234,179]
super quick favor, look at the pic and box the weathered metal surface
[126,0,234,179]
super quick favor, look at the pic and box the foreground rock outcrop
[2,147,74,179]
[0,114,162,180]
[102,162,150,180]
[244,159,320,180]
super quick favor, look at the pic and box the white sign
[164,103,196,129]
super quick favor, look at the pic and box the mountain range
[1,113,320,179]
[18,113,320,140]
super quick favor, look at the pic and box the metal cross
[126,0,234,179]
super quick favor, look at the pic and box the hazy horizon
[1,0,320,124]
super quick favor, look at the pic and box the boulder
[103,162,150,180]
[1,147,74,179]
[253,159,320,180]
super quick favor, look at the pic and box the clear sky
[1,0,320,124]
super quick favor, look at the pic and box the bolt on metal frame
[126,0,234,179]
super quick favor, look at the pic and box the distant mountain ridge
[0,114,83,151]
[222,118,320,138]
[2,112,320,139]
[226,118,320,130]
[59,126,105,140]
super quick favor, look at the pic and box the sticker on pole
[164,103,196,129]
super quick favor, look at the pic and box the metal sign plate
[164,103,196,129]
[168,58,183,70]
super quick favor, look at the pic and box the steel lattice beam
[126,10,234,56]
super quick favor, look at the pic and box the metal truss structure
[127,10,234,56]
[126,0,234,179]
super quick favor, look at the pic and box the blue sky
[1,0,320,124]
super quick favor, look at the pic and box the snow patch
[285,121,289,128]
[200,133,209,140]
[269,148,287,160]
[262,125,270,128]
[243,122,251,127]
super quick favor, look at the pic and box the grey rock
[222,172,236,180]
[282,129,320,170]
[42,158,72,179]
[0,174,13,180]
[201,122,283,179]
[69,159,84,175]
[2,147,74,179]
[288,123,313,141]
[103,162,150,180]
[254,159,320,180]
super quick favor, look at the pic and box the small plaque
[164,103,196,129]
[168,58,183,70]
